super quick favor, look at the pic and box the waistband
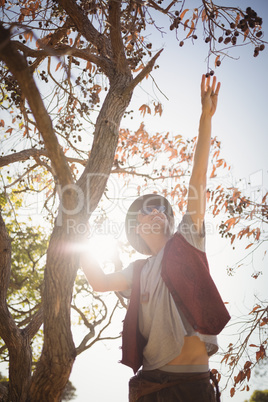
[132,370,220,402]
[158,364,209,373]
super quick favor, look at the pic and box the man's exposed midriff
[167,335,209,365]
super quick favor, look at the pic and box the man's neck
[145,234,169,255]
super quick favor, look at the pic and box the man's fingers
[205,75,211,91]
[201,74,221,98]
[201,74,206,95]
[211,76,217,92]
[215,81,221,95]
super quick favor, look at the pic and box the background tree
[246,389,268,402]
[0,0,267,401]
[0,371,77,402]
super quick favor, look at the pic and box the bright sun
[85,234,119,268]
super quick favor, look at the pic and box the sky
[68,1,268,402]
[1,1,268,401]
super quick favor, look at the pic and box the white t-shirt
[121,213,218,371]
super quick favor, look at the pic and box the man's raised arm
[187,75,221,233]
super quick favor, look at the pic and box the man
[81,75,230,401]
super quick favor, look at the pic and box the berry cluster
[40,70,48,83]
[170,15,181,31]
[217,7,264,56]
[205,70,215,78]
[240,7,263,30]
[3,74,22,107]
[169,5,265,76]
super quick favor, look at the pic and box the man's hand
[201,74,221,117]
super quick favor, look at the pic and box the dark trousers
[130,370,217,402]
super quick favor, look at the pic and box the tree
[209,182,268,397]
[0,0,267,401]
[248,390,268,402]
[0,371,77,402]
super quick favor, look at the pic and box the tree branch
[0,382,8,400]
[14,41,108,71]
[22,306,43,340]
[108,0,129,73]
[0,211,12,313]
[0,211,22,352]
[75,300,120,355]
[0,25,73,187]
[0,148,89,174]
[29,18,73,73]
[56,0,113,75]
[148,0,178,14]
[123,48,163,95]
[0,149,48,168]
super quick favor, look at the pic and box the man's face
[136,205,169,236]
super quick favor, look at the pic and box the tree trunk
[78,73,133,210]
[8,339,32,402]
[29,227,77,401]
[29,72,133,400]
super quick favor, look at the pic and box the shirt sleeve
[117,262,135,298]
[177,212,206,252]
[120,261,135,286]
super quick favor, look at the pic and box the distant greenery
[245,390,268,402]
